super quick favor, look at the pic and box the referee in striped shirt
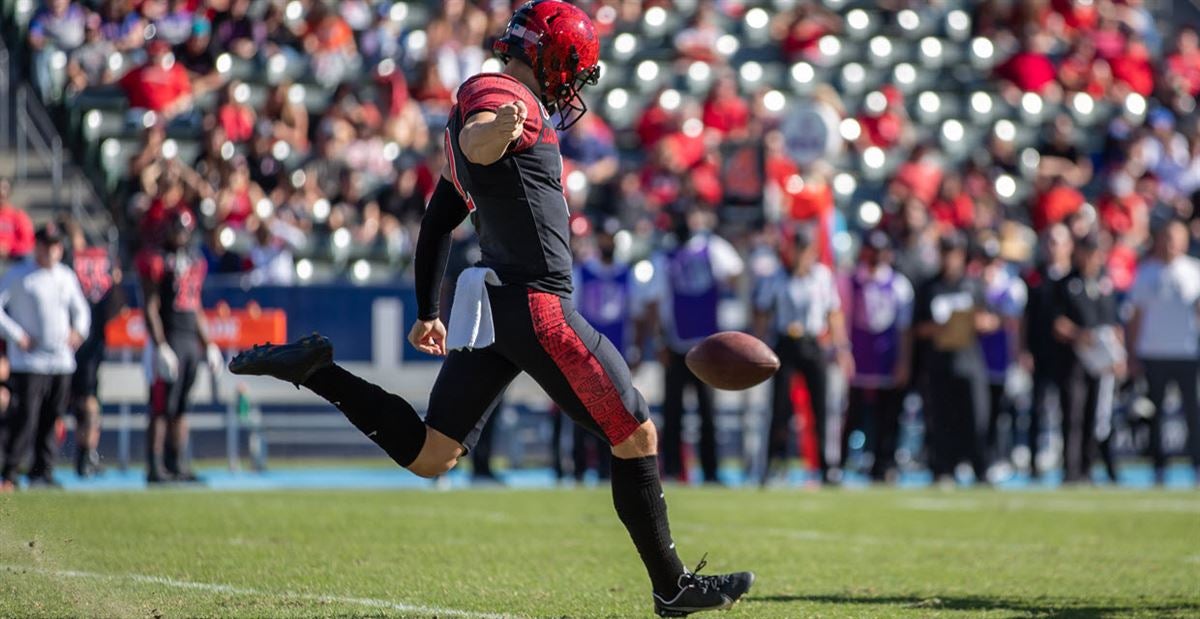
[754,225,853,485]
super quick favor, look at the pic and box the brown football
[685,331,780,390]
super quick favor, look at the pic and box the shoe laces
[678,553,734,593]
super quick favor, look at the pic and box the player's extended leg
[230,334,518,478]
[506,289,753,616]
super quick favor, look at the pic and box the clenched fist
[493,100,527,143]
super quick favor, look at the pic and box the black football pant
[767,335,828,481]
[1143,358,1200,474]
[842,386,903,480]
[1,373,70,482]
[661,350,718,482]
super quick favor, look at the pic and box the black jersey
[135,246,207,341]
[443,73,573,297]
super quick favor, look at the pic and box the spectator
[118,38,194,121]
[213,0,264,60]
[217,80,257,143]
[840,230,914,482]
[1127,219,1200,485]
[28,0,87,100]
[248,220,302,285]
[64,12,113,97]
[0,224,90,491]
[995,30,1062,102]
[644,208,743,483]
[97,0,146,53]
[201,225,248,275]
[1052,233,1123,484]
[1038,115,1093,188]
[303,1,358,86]
[914,232,997,484]
[1166,27,1200,97]
[263,81,311,154]
[1033,176,1086,232]
[1109,37,1156,97]
[154,0,194,46]
[175,17,223,96]
[0,180,35,260]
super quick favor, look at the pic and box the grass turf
[2,487,1198,618]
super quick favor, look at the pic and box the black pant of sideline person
[661,350,718,483]
[1059,361,1118,483]
[925,369,989,482]
[1025,367,1060,479]
[1143,358,1200,479]
[842,386,903,481]
[766,335,829,483]
[0,373,71,484]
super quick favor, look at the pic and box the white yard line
[2,564,521,619]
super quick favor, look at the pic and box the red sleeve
[170,65,192,99]
[455,74,543,153]
[11,211,33,257]
[135,250,165,284]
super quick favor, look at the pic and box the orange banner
[105,304,287,350]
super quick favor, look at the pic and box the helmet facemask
[543,58,600,131]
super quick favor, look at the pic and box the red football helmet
[493,0,601,130]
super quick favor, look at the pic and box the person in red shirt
[216,80,255,143]
[995,31,1061,100]
[118,38,193,119]
[0,179,35,259]
[635,89,679,149]
[1032,176,1085,231]
[856,86,907,150]
[891,144,944,207]
[930,173,975,230]
[1166,27,1200,96]
[1110,37,1155,97]
[701,77,749,138]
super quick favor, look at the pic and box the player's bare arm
[458,100,527,165]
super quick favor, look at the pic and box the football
[685,331,780,390]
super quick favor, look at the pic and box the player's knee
[612,420,657,459]
[408,455,456,479]
[407,429,462,478]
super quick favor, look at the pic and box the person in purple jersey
[553,220,634,482]
[975,237,1027,472]
[644,207,744,484]
[840,230,914,483]
[231,3,753,614]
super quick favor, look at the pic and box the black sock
[611,454,686,595]
[303,364,427,467]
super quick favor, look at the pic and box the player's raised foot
[653,555,755,617]
[228,334,333,387]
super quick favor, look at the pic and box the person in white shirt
[754,225,852,485]
[1127,219,1200,484]
[0,224,90,490]
[642,208,744,483]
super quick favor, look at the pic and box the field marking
[2,564,521,619]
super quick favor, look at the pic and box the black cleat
[228,334,333,387]
[653,555,755,617]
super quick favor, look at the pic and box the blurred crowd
[5,0,1200,485]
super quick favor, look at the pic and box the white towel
[446,267,502,351]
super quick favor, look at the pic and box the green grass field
[2,487,1198,618]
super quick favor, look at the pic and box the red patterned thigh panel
[528,290,641,445]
